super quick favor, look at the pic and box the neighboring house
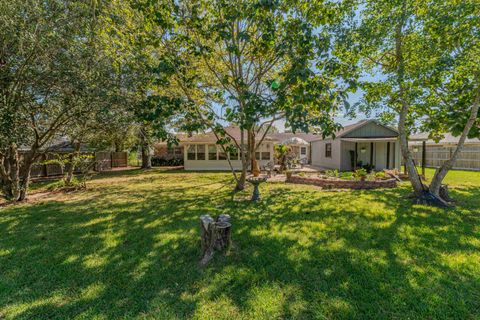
[181,127,277,171]
[268,132,319,164]
[153,127,319,171]
[410,133,480,171]
[154,120,405,172]
[311,119,402,171]
[20,139,128,177]
[153,137,185,162]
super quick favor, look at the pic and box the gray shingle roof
[410,133,480,145]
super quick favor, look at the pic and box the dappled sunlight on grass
[0,168,479,319]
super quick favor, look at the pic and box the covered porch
[281,137,311,164]
[340,137,402,171]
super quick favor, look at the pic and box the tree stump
[199,214,232,266]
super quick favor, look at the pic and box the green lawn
[1,168,479,319]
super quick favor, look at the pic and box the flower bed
[287,175,397,189]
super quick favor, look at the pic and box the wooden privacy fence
[94,151,128,171]
[410,145,480,171]
[27,151,128,178]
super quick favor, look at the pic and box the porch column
[386,142,390,169]
[370,142,374,167]
[354,143,358,170]
[309,142,312,164]
[395,141,401,170]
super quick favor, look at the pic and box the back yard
[0,169,479,319]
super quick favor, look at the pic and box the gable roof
[267,132,319,143]
[311,119,398,141]
[180,126,277,143]
[176,126,320,144]
[410,133,480,145]
[19,137,95,153]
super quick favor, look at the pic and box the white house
[179,127,319,171]
[311,119,402,171]
[158,120,403,172]
[181,127,275,171]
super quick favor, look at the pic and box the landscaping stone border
[287,175,397,189]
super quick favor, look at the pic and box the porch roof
[341,137,398,142]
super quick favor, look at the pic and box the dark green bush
[151,157,184,167]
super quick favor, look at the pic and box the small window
[197,145,205,160]
[187,145,196,160]
[208,144,217,160]
[300,147,307,155]
[255,152,261,160]
[261,152,270,160]
[218,146,227,160]
[325,143,332,158]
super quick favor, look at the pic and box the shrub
[151,157,184,167]
[375,171,387,179]
[46,176,85,191]
[354,168,368,180]
[339,171,354,180]
[325,169,339,178]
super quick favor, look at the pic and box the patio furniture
[263,161,275,177]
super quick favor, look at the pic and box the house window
[218,147,227,160]
[208,144,217,160]
[262,152,270,160]
[300,147,307,155]
[229,146,239,160]
[174,147,182,157]
[197,145,205,160]
[255,152,261,160]
[325,143,332,158]
[187,145,196,160]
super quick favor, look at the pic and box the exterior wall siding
[184,142,274,171]
[340,141,355,171]
[343,122,397,138]
[311,139,342,169]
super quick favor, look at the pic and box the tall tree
[0,0,144,201]
[344,0,479,205]
[0,0,98,200]
[154,0,355,190]
[414,0,480,198]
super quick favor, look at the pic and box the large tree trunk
[18,159,33,201]
[429,80,480,197]
[140,129,152,169]
[394,6,427,198]
[66,142,81,185]
[398,113,425,196]
[141,143,152,169]
[0,143,22,201]
[248,129,260,176]
[235,128,247,191]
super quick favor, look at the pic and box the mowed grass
[0,168,479,319]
